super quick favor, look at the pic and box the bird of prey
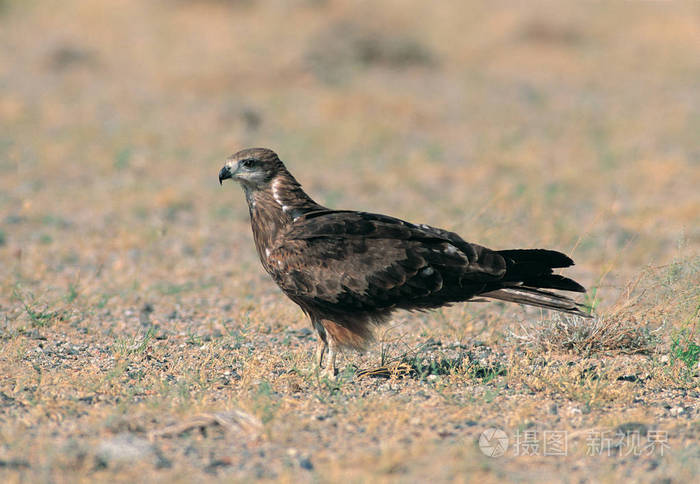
[219,148,589,378]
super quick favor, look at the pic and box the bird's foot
[317,338,338,380]
[319,365,337,380]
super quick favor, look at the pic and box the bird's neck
[245,172,324,253]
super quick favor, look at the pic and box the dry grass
[511,314,659,356]
[1,0,699,482]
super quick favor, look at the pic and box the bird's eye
[240,158,256,169]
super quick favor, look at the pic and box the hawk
[219,148,589,378]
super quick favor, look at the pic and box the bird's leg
[320,338,338,379]
[315,338,327,369]
[312,318,328,372]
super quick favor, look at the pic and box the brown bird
[219,148,589,378]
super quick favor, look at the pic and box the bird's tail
[480,286,591,317]
[481,248,592,317]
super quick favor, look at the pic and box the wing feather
[265,211,507,313]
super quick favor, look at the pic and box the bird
[219,148,590,378]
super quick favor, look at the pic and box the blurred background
[1,0,699,317]
[0,1,699,481]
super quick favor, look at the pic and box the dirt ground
[1,1,698,482]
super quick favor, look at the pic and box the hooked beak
[218,164,233,185]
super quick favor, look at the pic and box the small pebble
[669,407,684,417]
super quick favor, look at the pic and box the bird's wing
[265,210,507,312]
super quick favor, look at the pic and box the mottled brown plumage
[219,148,589,377]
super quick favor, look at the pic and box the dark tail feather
[480,286,592,318]
[498,249,574,269]
[521,274,586,293]
[498,248,586,293]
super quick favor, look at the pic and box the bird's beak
[218,164,233,185]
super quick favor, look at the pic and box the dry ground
[1,1,699,482]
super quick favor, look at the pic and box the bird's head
[218,147,283,189]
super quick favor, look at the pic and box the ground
[0,1,698,482]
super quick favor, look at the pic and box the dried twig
[149,409,262,440]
